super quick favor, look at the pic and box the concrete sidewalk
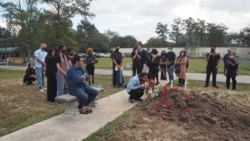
[0,90,135,141]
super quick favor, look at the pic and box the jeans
[167,64,175,82]
[68,85,99,109]
[35,67,44,90]
[56,71,68,96]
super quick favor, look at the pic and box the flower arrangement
[144,79,162,98]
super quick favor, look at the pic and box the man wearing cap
[204,45,221,88]
[166,46,176,85]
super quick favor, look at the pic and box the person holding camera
[66,55,99,114]
[204,45,221,88]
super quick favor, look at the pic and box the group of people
[130,43,188,87]
[204,45,239,90]
[25,41,239,109]
[24,42,99,114]
[126,44,239,103]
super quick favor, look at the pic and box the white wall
[119,47,250,59]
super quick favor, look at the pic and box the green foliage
[155,22,169,40]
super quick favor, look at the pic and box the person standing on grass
[67,55,99,114]
[66,47,74,67]
[127,72,148,103]
[204,45,220,88]
[160,50,167,80]
[131,46,141,76]
[55,45,69,97]
[138,42,148,73]
[226,52,239,90]
[45,48,57,102]
[223,50,231,75]
[111,44,124,87]
[34,42,47,92]
[85,48,97,85]
[166,46,176,85]
[175,50,188,86]
[147,48,160,84]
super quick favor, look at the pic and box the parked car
[75,53,87,58]
[123,53,132,57]
[103,53,111,58]
[95,53,105,58]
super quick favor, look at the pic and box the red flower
[161,86,168,94]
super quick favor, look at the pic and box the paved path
[0,65,249,141]
[0,90,134,141]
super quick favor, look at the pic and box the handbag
[175,64,181,73]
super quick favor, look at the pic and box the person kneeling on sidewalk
[66,55,99,114]
[126,72,148,103]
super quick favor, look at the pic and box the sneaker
[39,89,44,92]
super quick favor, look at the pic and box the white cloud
[77,0,249,43]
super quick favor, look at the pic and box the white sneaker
[39,89,44,92]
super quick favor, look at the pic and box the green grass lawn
[0,70,129,136]
[94,57,250,75]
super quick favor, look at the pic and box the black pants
[205,67,217,86]
[23,77,36,84]
[149,69,159,82]
[160,65,167,80]
[128,88,144,100]
[226,74,236,89]
[132,61,141,76]
[47,75,57,102]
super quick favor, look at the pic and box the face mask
[229,56,234,59]
[211,49,215,53]
[181,53,184,56]
[115,48,119,51]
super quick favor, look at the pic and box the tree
[0,2,19,36]
[170,17,184,47]
[239,26,250,47]
[145,37,167,47]
[0,27,11,38]
[155,22,169,40]
[206,23,228,46]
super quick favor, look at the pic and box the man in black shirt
[204,45,221,88]
[166,47,176,85]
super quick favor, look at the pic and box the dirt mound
[102,88,250,141]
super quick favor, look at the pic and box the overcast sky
[71,0,250,43]
[1,0,250,43]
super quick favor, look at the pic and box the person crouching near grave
[23,63,37,85]
[66,55,99,114]
[126,72,148,103]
